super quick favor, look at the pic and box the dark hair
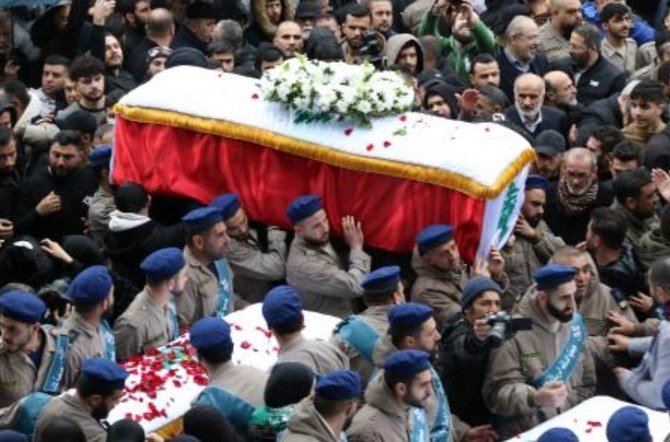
[660,205,670,241]
[656,30,670,54]
[254,43,284,72]
[601,3,630,23]
[614,168,653,205]
[208,40,234,56]
[469,53,497,75]
[649,256,670,291]
[117,0,144,15]
[196,344,234,365]
[659,61,670,85]
[271,316,304,336]
[305,27,343,62]
[69,55,105,81]
[1,80,30,107]
[479,85,509,109]
[384,368,415,397]
[591,125,624,155]
[390,323,423,348]
[612,140,641,162]
[53,129,84,151]
[40,416,86,442]
[573,23,601,50]
[342,3,370,23]
[106,89,126,108]
[314,396,351,419]
[0,126,13,146]
[630,79,667,104]
[183,405,243,442]
[44,54,70,67]
[363,285,397,305]
[590,207,627,249]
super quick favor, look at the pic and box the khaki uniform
[0,326,62,408]
[286,236,371,318]
[483,290,597,440]
[347,372,416,442]
[225,228,286,304]
[611,201,659,247]
[60,312,111,389]
[177,247,235,325]
[87,188,115,246]
[113,289,176,361]
[504,221,564,302]
[282,397,341,442]
[539,22,571,63]
[207,361,268,407]
[601,38,641,78]
[34,392,106,442]
[330,305,392,383]
[278,335,349,375]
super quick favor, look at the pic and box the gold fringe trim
[114,104,536,199]
[156,417,183,438]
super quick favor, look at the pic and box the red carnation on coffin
[251,93,259,100]
[241,341,252,350]
[366,144,374,151]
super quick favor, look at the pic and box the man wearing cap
[283,369,361,442]
[34,357,128,442]
[440,276,504,426]
[0,291,68,408]
[179,206,235,325]
[537,427,579,442]
[192,317,268,431]
[483,264,596,439]
[114,247,185,361]
[212,193,286,304]
[171,1,218,54]
[87,145,113,246]
[61,265,116,388]
[531,130,566,182]
[294,1,321,37]
[411,224,509,330]
[263,285,349,374]
[504,175,564,301]
[606,406,652,442]
[285,194,371,318]
[330,265,405,384]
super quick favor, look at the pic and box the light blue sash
[99,320,116,361]
[40,328,68,394]
[335,316,379,362]
[167,300,179,340]
[531,313,587,388]
[15,392,52,436]
[429,366,451,442]
[410,407,429,442]
[196,386,255,432]
[214,259,233,317]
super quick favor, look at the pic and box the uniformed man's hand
[607,311,636,336]
[36,191,62,216]
[487,246,505,279]
[0,218,13,239]
[465,424,497,442]
[473,318,492,342]
[514,215,536,241]
[629,293,654,313]
[607,334,630,353]
[342,215,364,250]
[534,381,568,408]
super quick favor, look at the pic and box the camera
[358,32,385,70]
[485,312,533,347]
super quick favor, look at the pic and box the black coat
[127,37,159,83]
[495,51,550,101]
[171,26,208,54]
[503,105,568,139]
[645,127,670,171]
[576,95,623,130]
[0,170,22,221]
[552,56,627,107]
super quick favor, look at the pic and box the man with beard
[504,175,565,300]
[347,350,434,441]
[273,21,304,58]
[244,0,295,47]
[504,73,567,139]
[544,147,614,245]
[623,80,667,145]
[103,33,137,93]
[543,70,582,131]
[539,0,583,63]
[585,125,624,182]
[0,127,20,229]
[61,265,116,389]
[532,130,566,182]
[411,224,509,329]
[57,56,106,125]
[436,1,496,82]
[31,55,68,119]
[469,54,500,89]
[562,23,626,106]
[612,168,659,246]
[384,34,424,76]
[285,195,370,318]
[284,370,361,442]
[371,303,496,442]
[171,1,219,55]
[178,206,234,325]
[600,3,639,79]
[15,130,97,242]
[34,357,128,442]
[339,4,375,65]
[211,193,286,304]
[369,0,394,39]
[483,264,596,439]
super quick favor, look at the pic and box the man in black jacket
[14,130,97,241]
[0,127,21,227]
[171,1,218,55]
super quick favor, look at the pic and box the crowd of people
[0,0,669,440]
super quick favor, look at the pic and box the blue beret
[663,379,670,409]
[80,358,128,389]
[140,247,185,280]
[606,406,650,442]
[286,195,323,224]
[262,285,303,328]
[533,264,577,291]
[388,303,433,331]
[315,370,362,401]
[0,430,28,442]
[525,175,548,191]
[67,265,113,306]
[383,349,431,379]
[461,276,502,309]
[0,291,46,324]
[362,266,401,291]
[190,317,233,351]
[88,145,112,168]
[416,224,455,256]
[182,207,223,233]
[537,428,578,442]
[211,193,241,221]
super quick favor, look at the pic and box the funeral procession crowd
[1,0,670,440]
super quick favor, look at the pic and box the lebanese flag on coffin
[112,66,535,262]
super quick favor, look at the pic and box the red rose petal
[255,326,272,338]
[587,421,602,427]
[251,93,259,100]
[366,144,374,151]
[383,141,391,148]
[344,127,353,136]
[240,341,252,349]
[399,115,407,122]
